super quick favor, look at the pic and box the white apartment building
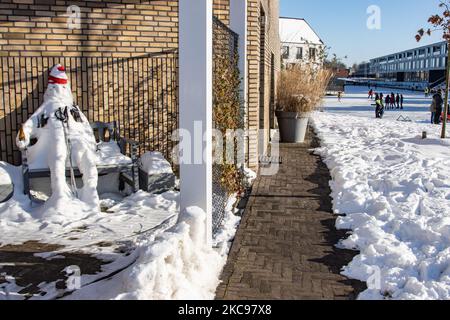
[279,17,324,67]
[370,41,448,86]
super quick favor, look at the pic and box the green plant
[213,43,244,195]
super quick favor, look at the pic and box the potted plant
[276,65,332,143]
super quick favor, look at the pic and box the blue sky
[280,0,444,66]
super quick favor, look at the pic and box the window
[282,46,289,59]
[296,47,303,60]
[309,47,317,60]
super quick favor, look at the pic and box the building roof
[279,17,323,45]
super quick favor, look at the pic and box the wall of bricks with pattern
[0,0,178,58]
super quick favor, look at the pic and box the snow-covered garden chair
[22,121,140,199]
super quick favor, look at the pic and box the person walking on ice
[16,64,100,211]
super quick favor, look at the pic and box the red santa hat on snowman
[48,64,68,85]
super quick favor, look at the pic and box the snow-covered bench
[21,121,140,198]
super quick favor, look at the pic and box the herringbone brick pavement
[216,129,366,300]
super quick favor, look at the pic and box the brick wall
[247,0,280,169]
[213,0,229,25]
[0,0,231,57]
[0,0,178,58]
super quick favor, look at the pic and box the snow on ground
[0,162,178,253]
[0,161,253,300]
[63,177,254,300]
[63,168,256,300]
[313,85,450,300]
[0,159,179,300]
[65,207,225,300]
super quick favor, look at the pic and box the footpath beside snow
[312,87,450,299]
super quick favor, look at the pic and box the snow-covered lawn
[313,86,450,300]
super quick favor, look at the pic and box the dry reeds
[277,64,333,113]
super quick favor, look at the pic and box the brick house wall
[0,0,280,169]
[247,0,280,168]
[213,0,229,25]
[0,0,178,58]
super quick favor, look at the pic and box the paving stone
[215,129,366,300]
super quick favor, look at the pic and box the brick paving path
[216,130,366,300]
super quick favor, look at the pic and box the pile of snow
[313,87,450,300]
[0,165,12,186]
[139,152,173,175]
[0,161,178,252]
[65,168,257,300]
[96,142,132,167]
[65,207,225,300]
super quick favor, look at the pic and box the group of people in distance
[368,89,404,119]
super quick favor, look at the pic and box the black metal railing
[0,50,179,165]
[212,16,240,234]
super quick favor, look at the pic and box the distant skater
[432,89,444,124]
[385,95,390,110]
[338,91,342,102]
[430,96,436,124]
[390,93,396,109]
[375,93,384,118]
[400,94,404,109]
[396,94,400,109]
[368,89,374,99]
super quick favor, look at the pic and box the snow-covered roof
[279,17,323,45]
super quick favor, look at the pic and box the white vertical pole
[230,0,248,162]
[179,0,213,246]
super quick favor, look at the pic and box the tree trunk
[441,41,450,139]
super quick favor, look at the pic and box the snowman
[16,64,100,210]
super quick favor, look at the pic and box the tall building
[369,41,448,87]
[279,17,324,67]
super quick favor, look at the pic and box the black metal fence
[212,16,240,233]
[0,50,178,165]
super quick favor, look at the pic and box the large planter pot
[275,111,310,143]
